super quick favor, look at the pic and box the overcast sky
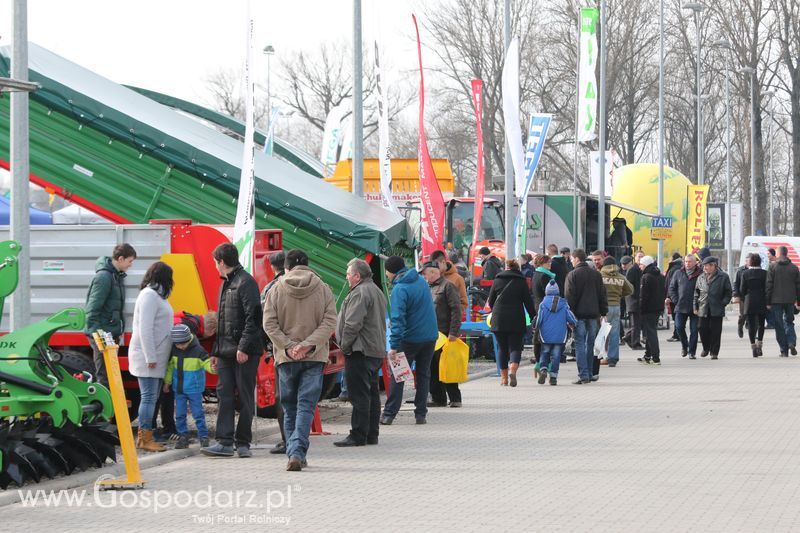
[0,0,421,106]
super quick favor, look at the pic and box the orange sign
[686,185,709,254]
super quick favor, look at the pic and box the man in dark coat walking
[766,246,800,357]
[638,256,665,364]
[565,249,608,384]
[621,255,644,349]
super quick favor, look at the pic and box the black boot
[751,343,759,358]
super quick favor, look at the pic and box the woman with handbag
[487,259,537,386]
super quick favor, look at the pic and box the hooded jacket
[639,263,666,314]
[766,256,800,305]
[443,262,468,310]
[601,264,634,306]
[481,255,503,280]
[263,266,337,365]
[213,265,264,359]
[428,276,462,337]
[84,256,126,337]
[487,269,537,333]
[536,282,578,344]
[387,268,439,350]
[164,336,214,395]
[668,265,702,314]
[565,262,609,319]
[336,278,388,359]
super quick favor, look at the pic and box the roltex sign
[686,184,709,254]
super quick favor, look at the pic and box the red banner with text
[471,79,485,251]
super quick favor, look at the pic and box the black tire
[56,349,94,376]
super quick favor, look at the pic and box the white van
[739,236,800,269]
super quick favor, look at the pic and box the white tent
[52,203,111,225]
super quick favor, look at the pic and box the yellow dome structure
[611,164,691,266]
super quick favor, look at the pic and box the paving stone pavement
[3,320,800,532]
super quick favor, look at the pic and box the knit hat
[385,256,406,274]
[701,256,718,265]
[171,323,192,344]
[603,256,616,266]
[620,255,632,265]
[640,256,655,267]
[545,280,560,296]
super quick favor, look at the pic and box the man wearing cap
[479,247,503,281]
[694,256,732,359]
[621,255,644,350]
[638,256,665,365]
[600,256,633,367]
[381,256,439,425]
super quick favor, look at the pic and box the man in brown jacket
[421,262,463,407]
[430,249,468,311]
[263,249,337,471]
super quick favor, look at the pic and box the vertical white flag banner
[374,38,399,214]
[514,114,552,256]
[589,150,614,197]
[320,102,349,177]
[502,38,526,196]
[577,7,599,142]
[234,9,256,274]
[339,115,354,162]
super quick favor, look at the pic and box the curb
[0,407,346,507]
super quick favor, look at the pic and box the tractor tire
[56,350,94,376]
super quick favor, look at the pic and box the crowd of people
[82,239,800,472]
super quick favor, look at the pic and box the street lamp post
[683,2,705,185]
[657,0,665,268]
[714,39,733,276]
[740,66,756,235]
[262,45,274,132]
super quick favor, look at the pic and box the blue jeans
[175,391,208,439]
[675,312,699,356]
[606,306,621,363]
[137,377,162,430]
[575,318,600,381]
[772,304,797,353]
[383,340,435,420]
[278,361,324,461]
[539,343,564,378]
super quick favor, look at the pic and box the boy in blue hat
[536,280,577,385]
[164,323,215,448]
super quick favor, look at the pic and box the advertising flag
[375,38,399,214]
[234,11,256,274]
[686,184,710,254]
[578,7,599,142]
[471,79,485,249]
[262,105,281,156]
[502,38,526,196]
[514,114,552,255]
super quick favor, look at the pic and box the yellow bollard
[92,331,145,490]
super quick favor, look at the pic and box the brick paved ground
[3,320,800,532]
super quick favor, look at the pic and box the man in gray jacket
[334,259,387,447]
[766,246,800,356]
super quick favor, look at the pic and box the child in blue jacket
[536,280,577,386]
[164,324,214,448]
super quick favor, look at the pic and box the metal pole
[10,0,30,329]
[695,9,703,185]
[267,53,271,127]
[657,0,664,268]
[573,9,581,250]
[768,101,774,234]
[352,0,364,198]
[597,0,606,252]
[503,0,514,260]
[724,57,732,276]
[750,72,756,235]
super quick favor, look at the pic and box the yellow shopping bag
[439,338,469,384]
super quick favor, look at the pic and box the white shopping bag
[593,320,612,358]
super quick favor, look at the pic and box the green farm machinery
[0,241,118,488]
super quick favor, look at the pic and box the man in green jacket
[600,256,633,367]
[84,243,137,386]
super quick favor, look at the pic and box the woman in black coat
[739,252,768,357]
[488,259,537,387]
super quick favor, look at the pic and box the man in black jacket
[565,249,608,384]
[766,246,800,356]
[664,253,683,342]
[547,243,569,295]
[202,243,264,458]
[638,256,665,364]
[479,247,503,281]
[621,255,644,349]
[668,254,701,358]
